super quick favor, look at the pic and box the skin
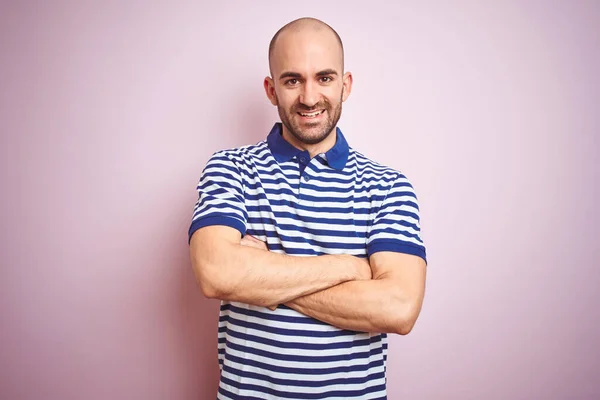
[264,19,353,157]
[190,226,372,308]
[189,18,427,334]
[240,235,426,334]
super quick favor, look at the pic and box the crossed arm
[189,225,427,335]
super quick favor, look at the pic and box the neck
[281,126,337,158]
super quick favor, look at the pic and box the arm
[240,235,426,334]
[189,226,371,308]
[286,251,426,334]
[188,152,370,308]
[286,171,428,334]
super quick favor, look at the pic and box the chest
[241,160,385,256]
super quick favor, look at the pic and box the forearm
[191,234,363,307]
[286,279,416,334]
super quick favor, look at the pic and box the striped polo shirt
[189,122,426,400]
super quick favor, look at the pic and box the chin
[297,132,331,145]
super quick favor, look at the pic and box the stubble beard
[278,92,343,146]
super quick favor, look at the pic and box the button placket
[298,155,313,203]
[301,156,312,183]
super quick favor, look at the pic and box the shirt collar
[266,122,349,170]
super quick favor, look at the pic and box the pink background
[1,1,599,399]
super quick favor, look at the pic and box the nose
[299,80,319,108]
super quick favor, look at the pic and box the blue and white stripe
[189,123,426,399]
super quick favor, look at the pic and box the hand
[240,234,268,251]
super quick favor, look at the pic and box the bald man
[189,17,427,399]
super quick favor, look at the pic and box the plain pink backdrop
[1,1,599,399]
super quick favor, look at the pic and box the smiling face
[265,22,352,150]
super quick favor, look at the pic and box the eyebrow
[278,69,339,80]
[316,69,338,77]
[279,71,302,80]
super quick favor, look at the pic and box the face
[278,82,343,145]
[265,28,352,146]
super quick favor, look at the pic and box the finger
[240,239,267,251]
[244,234,263,243]
[241,240,262,249]
[243,235,268,248]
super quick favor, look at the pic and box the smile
[298,110,325,118]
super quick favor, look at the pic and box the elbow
[394,318,417,335]
[199,273,232,300]
[198,277,221,299]
[389,302,420,335]
[192,259,231,300]
[189,231,239,301]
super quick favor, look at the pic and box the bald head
[268,17,344,75]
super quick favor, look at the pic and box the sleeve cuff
[188,215,246,243]
[368,241,427,265]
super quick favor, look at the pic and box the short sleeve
[366,173,427,264]
[188,151,247,243]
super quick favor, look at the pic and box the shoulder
[208,140,270,165]
[348,148,409,182]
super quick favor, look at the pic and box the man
[189,17,427,400]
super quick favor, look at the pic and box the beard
[277,91,343,145]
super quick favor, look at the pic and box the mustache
[294,102,330,112]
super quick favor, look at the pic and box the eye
[285,78,300,86]
[320,76,333,83]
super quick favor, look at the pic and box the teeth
[299,110,324,117]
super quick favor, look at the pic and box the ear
[341,71,353,102]
[264,77,278,106]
